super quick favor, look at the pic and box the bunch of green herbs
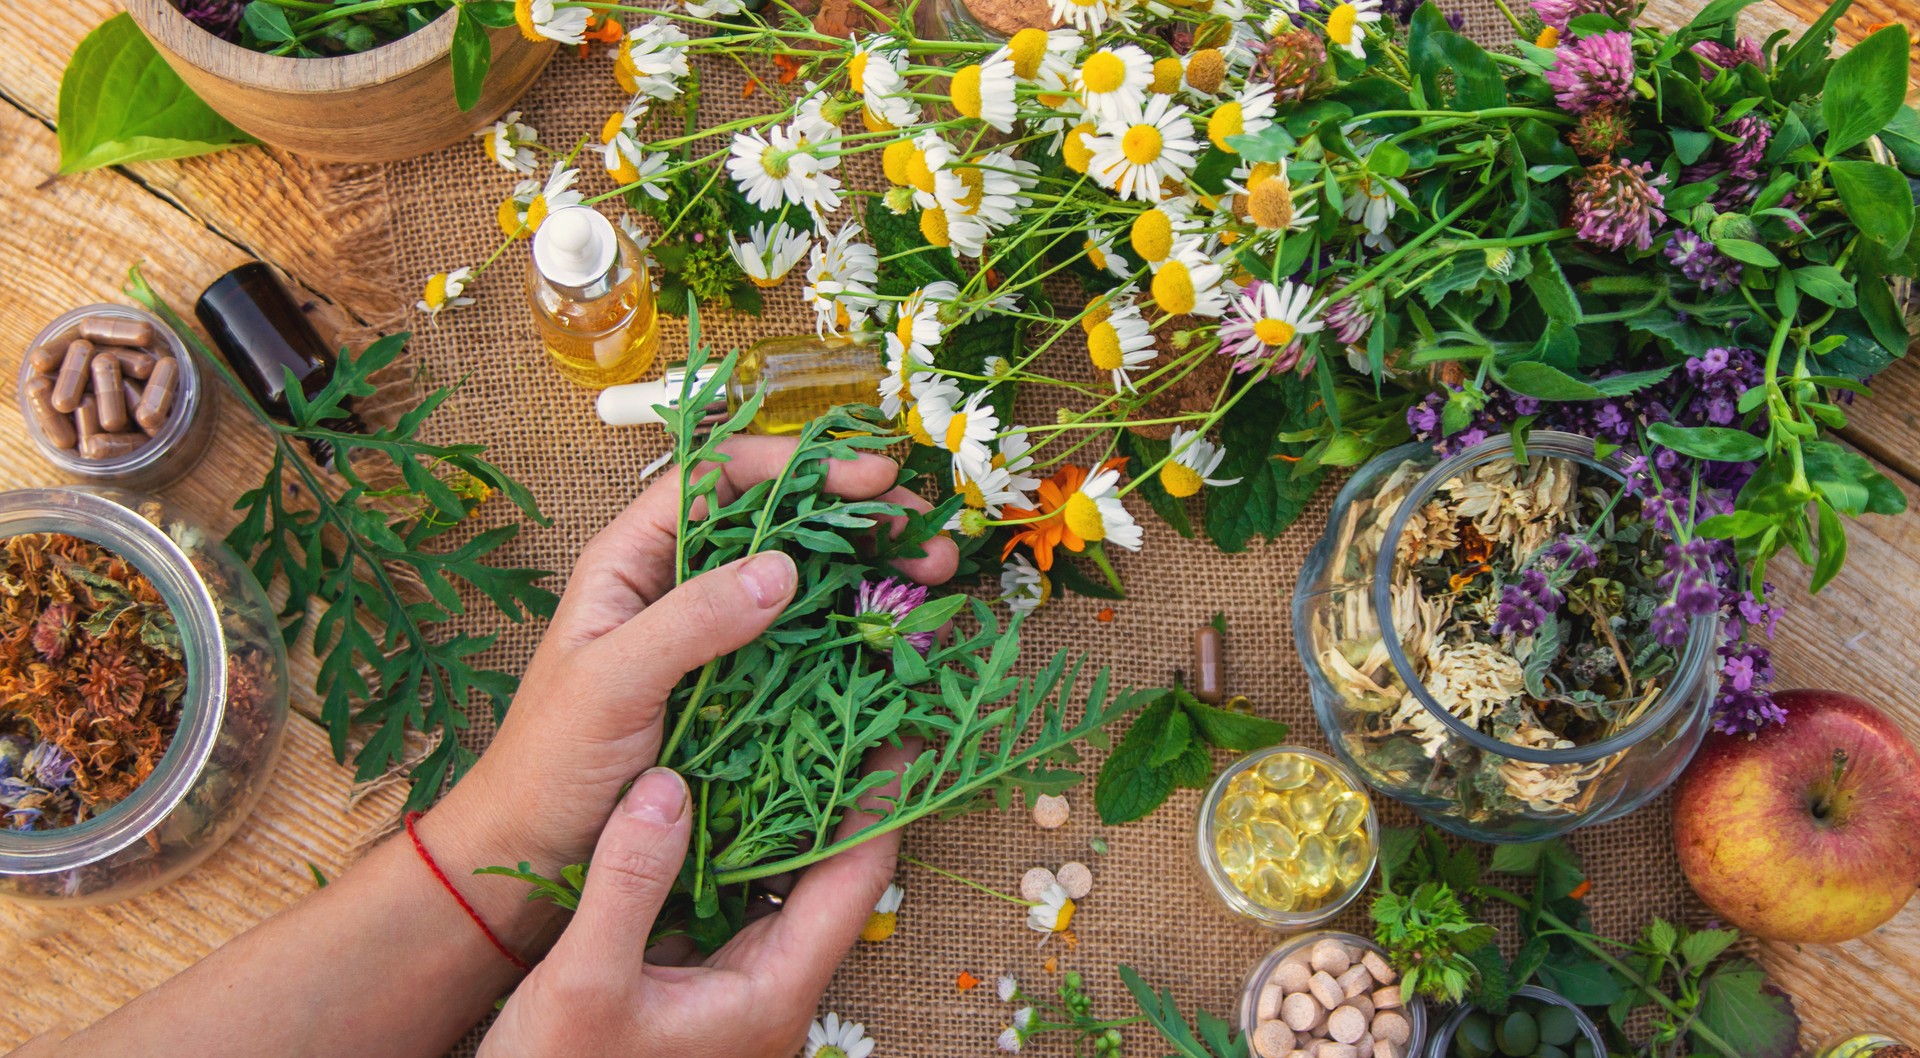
[1092,683,1291,825]
[129,266,558,812]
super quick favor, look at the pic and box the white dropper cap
[596,366,722,427]
[532,205,617,288]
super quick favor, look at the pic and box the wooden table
[0,0,1915,1049]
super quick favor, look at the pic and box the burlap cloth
[382,5,1708,1050]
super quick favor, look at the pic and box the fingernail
[622,767,687,824]
[738,551,797,609]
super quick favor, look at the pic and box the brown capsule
[91,353,127,431]
[75,395,101,441]
[51,340,93,413]
[122,380,156,436]
[1194,625,1225,704]
[78,315,153,348]
[27,343,64,374]
[136,357,179,432]
[25,375,77,449]
[106,345,157,380]
[80,432,150,461]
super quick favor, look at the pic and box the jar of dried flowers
[0,487,288,905]
[1294,432,1717,843]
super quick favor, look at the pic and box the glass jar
[17,304,216,491]
[1239,930,1427,1058]
[1294,431,1718,843]
[1818,1034,1913,1058]
[0,487,289,905]
[1424,985,1604,1058]
[1197,746,1378,929]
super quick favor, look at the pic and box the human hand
[474,750,909,1058]
[422,437,956,932]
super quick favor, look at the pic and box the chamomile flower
[998,428,1042,493]
[1085,228,1132,279]
[938,152,1037,257]
[1085,299,1156,391]
[1219,278,1326,373]
[681,0,743,17]
[1160,427,1241,496]
[1129,199,1196,265]
[894,282,953,359]
[600,100,670,196]
[729,222,812,287]
[1000,555,1050,613]
[952,54,1018,133]
[1230,158,1317,232]
[804,223,880,333]
[1206,82,1276,153]
[1026,881,1078,934]
[859,883,905,942]
[1087,95,1201,202]
[1323,0,1384,59]
[1048,0,1136,35]
[727,125,839,214]
[1345,168,1406,248]
[513,0,590,45]
[476,111,538,174]
[997,27,1081,83]
[622,17,690,98]
[950,460,1027,527]
[517,162,583,234]
[1073,45,1154,126]
[417,267,475,317]
[806,1013,876,1058]
[925,388,1001,479]
[880,333,933,418]
[1150,238,1231,317]
[850,36,920,128]
[905,376,962,446]
[998,1008,1038,1053]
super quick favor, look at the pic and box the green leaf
[1715,238,1782,267]
[1880,106,1920,173]
[1123,432,1196,538]
[466,1,519,27]
[58,13,256,173]
[1644,918,1678,955]
[1695,960,1802,1058]
[1792,264,1857,308]
[1488,841,1549,875]
[1677,927,1738,967]
[1182,698,1290,750]
[1207,375,1326,552]
[1534,952,1624,1005]
[450,6,493,112]
[1646,423,1768,462]
[1831,159,1915,253]
[1811,498,1848,592]
[1149,706,1195,768]
[1686,0,1761,29]
[1822,24,1911,156]
[1498,361,1675,401]
[242,2,297,43]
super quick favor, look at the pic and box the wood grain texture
[121,0,557,163]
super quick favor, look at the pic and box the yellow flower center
[862,106,895,133]
[897,311,918,352]
[960,477,987,508]
[1130,208,1173,262]
[615,49,640,94]
[1062,495,1105,543]
[1248,178,1295,230]
[1082,296,1113,333]
[883,141,915,185]
[1008,28,1049,79]
[513,0,542,42]
[952,168,986,212]
[1160,462,1204,498]
[761,145,792,179]
[1063,123,1098,174]
[1150,56,1184,95]
[920,207,950,247]
[1327,2,1360,44]
[1085,239,1108,271]
[1121,124,1164,165]
[860,911,898,942]
[422,273,449,309]
[848,52,870,94]
[1080,52,1126,95]
[600,110,626,145]
[1152,259,1197,315]
[525,195,551,232]
[1254,318,1297,346]
[1087,321,1124,371]
[945,410,971,453]
[1052,897,1077,931]
[610,156,639,185]
[1208,103,1245,152]
[906,404,934,445]
[498,196,528,238]
[952,64,985,118]
[907,150,938,193]
[1536,25,1561,48]
[1185,48,1226,94]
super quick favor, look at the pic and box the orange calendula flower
[773,53,803,84]
[1095,608,1115,623]
[1001,458,1130,570]
[956,971,981,991]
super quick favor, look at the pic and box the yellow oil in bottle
[730,334,887,435]
[527,209,660,388]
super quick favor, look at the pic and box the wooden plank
[0,0,406,332]
[0,717,407,1046]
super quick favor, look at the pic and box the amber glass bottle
[527,206,660,388]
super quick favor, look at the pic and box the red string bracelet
[404,811,532,972]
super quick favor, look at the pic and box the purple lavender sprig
[853,577,937,656]
[1493,569,1565,636]
[1664,232,1744,294]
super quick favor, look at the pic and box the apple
[1673,688,1920,943]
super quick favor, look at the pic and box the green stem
[900,854,1035,906]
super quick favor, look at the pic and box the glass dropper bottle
[597,333,884,435]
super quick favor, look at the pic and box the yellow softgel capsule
[1216,827,1255,874]
[1254,791,1295,827]
[1227,772,1263,799]
[1296,832,1336,892]
[1248,819,1300,860]
[1291,786,1330,833]
[1256,753,1314,790]
[1251,863,1296,910]
[1325,790,1369,838]
[1220,791,1258,827]
[1334,831,1372,885]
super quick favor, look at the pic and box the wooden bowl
[123,0,557,163]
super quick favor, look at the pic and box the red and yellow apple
[1673,689,1920,943]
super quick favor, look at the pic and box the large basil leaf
[58,13,255,174]
[1822,24,1911,156]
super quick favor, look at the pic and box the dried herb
[484,307,1156,948]
[128,266,558,812]
[0,532,187,829]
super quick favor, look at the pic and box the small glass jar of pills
[1240,930,1427,1058]
[1197,745,1379,928]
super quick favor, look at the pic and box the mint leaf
[1696,960,1801,1058]
[1182,698,1290,750]
[1148,706,1195,768]
[58,13,256,174]
[1678,927,1739,968]
[1207,374,1324,552]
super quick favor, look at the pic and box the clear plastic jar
[1239,930,1427,1057]
[1818,1034,1912,1058]
[1197,746,1378,929]
[1293,432,1717,843]
[0,487,289,905]
[17,304,216,491]
[1424,985,1604,1058]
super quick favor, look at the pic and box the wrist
[416,767,571,959]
